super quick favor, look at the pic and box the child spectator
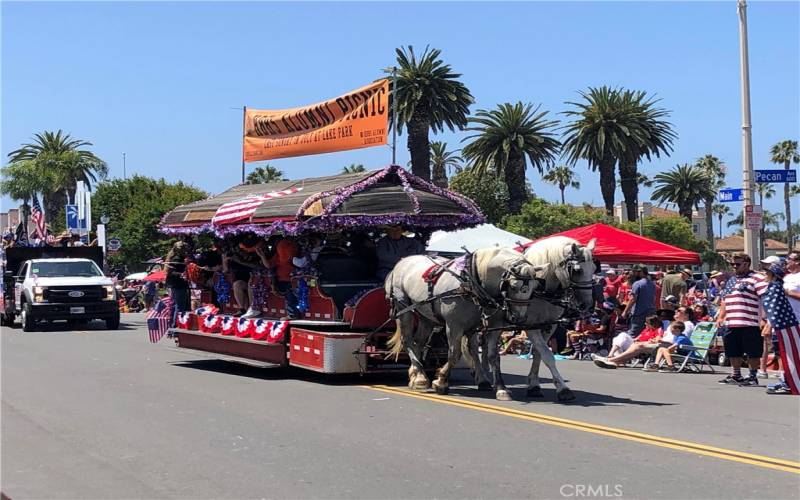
[645,321,694,372]
[591,315,663,369]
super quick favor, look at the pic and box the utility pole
[241,106,247,184]
[122,152,127,179]
[391,67,397,165]
[738,0,759,262]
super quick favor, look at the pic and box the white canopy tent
[426,224,531,256]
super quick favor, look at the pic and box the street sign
[107,237,122,253]
[755,169,796,183]
[745,204,763,230]
[66,204,88,232]
[718,188,744,203]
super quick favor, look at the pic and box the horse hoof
[526,386,544,398]
[433,382,449,395]
[496,389,512,401]
[556,388,576,402]
[478,381,493,391]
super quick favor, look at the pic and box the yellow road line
[363,384,800,475]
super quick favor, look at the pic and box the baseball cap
[631,264,648,273]
[760,255,781,265]
[664,295,679,305]
[605,269,616,275]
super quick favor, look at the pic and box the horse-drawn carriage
[161,165,597,401]
[160,165,485,374]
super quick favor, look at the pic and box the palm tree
[791,184,800,198]
[341,164,366,174]
[462,102,560,214]
[390,46,473,180]
[651,164,716,221]
[712,204,731,239]
[0,161,55,231]
[7,130,107,221]
[770,140,800,247]
[542,165,580,204]
[562,86,675,219]
[695,155,726,248]
[429,141,463,187]
[245,165,286,185]
[616,89,677,222]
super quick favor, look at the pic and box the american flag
[760,279,800,395]
[211,187,302,226]
[146,296,174,343]
[31,195,47,240]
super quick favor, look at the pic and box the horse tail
[386,319,404,361]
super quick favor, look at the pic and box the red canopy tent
[522,223,701,265]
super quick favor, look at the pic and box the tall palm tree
[542,165,580,204]
[562,86,675,219]
[245,165,286,185]
[429,141,463,187]
[695,155,726,248]
[341,164,366,174]
[7,130,107,220]
[390,46,473,180]
[651,164,715,221]
[462,102,560,214]
[712,203,730,239]
[770,140,800,247]
[616,89,677,222]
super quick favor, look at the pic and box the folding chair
[669,322,718,373]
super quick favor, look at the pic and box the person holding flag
[30,194,47,245]
[759,263,800,395]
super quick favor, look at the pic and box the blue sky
[2,1,799,235]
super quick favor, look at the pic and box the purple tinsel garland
[159,165,485,237]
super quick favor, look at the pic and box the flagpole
[391,67,397,165]
[241,106,247,183]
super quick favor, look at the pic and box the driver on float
[375,224,426,281]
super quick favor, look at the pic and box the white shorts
[612,332,634,351]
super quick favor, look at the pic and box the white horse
[480,237,597,402]
[386,247,542,400]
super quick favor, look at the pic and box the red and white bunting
[212,187,303,226]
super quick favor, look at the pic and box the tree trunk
[704,196,715,250]
[785,160,793,249]
[407,109,431,180]
[43,191,67,229]
[559,184,565,205]
[678,203,693,222]
[718,215,723,239]
[599,159,616,217]
[505,153,528,215]
[432,163,448,188]
[619,161,639,221]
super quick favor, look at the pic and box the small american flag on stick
[147,296,174,343]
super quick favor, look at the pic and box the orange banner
[243,79,389,162]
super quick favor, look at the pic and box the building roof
[715,235,789,252]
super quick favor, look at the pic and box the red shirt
[270,239,298,282]
[617,282,632,304]
[637,327,662,343]
[604,275,624,298]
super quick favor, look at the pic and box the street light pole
[738,0,759,262]
[122,152,126,180]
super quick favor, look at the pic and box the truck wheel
[105,314,121,330]
[21,304,36,332]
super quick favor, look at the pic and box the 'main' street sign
[755,169,796,183]
[719,188,744,203]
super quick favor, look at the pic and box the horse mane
[523,236,578,290]
[473,247,526,296]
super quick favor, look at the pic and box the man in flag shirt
[716,253,768,386]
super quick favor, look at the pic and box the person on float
[257,236,300,321]
[375,224,426,281]
[224,235,265,317]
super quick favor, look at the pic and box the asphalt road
[2,314,799,499]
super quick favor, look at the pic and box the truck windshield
[30,261,103,278]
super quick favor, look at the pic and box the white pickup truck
[1,248,120,331]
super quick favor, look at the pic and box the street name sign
[718,188,744,203]
[755,169,796,183]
